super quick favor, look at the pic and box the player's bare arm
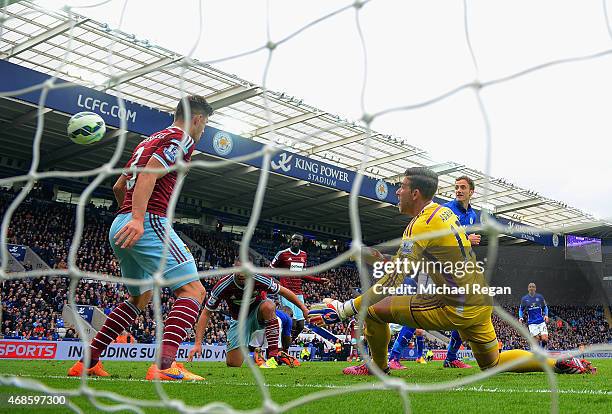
[114,156,168,249]
[187,307,211,361]
[304,275,330,284]
[112,174,127,206]
[467,233,481,245]
[279,286,309,319]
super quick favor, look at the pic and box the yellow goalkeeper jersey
[367,202,490,313]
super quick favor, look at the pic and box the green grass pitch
[0,359,610,413]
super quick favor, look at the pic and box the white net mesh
[0,0,610,413]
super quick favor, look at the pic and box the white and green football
[67,111,106,145]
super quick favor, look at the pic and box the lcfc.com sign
[77,94,137,123]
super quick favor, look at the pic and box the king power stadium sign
[0,59,560,245]
[0,59,396,205]
[201,127,394,203]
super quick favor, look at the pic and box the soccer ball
[67,112,106,145]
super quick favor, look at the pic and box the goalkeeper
[309,167,595,376]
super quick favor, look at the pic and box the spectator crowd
[1,188,610,353]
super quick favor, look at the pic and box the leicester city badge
[552,233,559,247]
[375,179,388,200]
[213,131,233,156]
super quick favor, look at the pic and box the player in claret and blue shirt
[68,96,213,382]
[188,260,308,369]
[270,233,328,341]
[519,282,550,349]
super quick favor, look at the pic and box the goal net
[0,0,610,413]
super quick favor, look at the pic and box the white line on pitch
[5,374,611,396]
[453,386,611,396]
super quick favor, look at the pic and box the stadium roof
[1,1,611,241]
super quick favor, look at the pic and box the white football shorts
[528,322,548,337]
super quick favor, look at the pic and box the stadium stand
[1,190,609,352]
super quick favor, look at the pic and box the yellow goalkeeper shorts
[386,294,499,369]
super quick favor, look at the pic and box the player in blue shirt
[251,307,300,367]
[444,176,480,242]
[387,276,427,369]
[442,176,480,368]
[277,307,294,351]
[519,282,549,349]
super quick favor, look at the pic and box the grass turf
[0,359,610,413]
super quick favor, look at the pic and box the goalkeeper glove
[309,298,357,326]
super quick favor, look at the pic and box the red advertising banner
[0,341,57,359]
